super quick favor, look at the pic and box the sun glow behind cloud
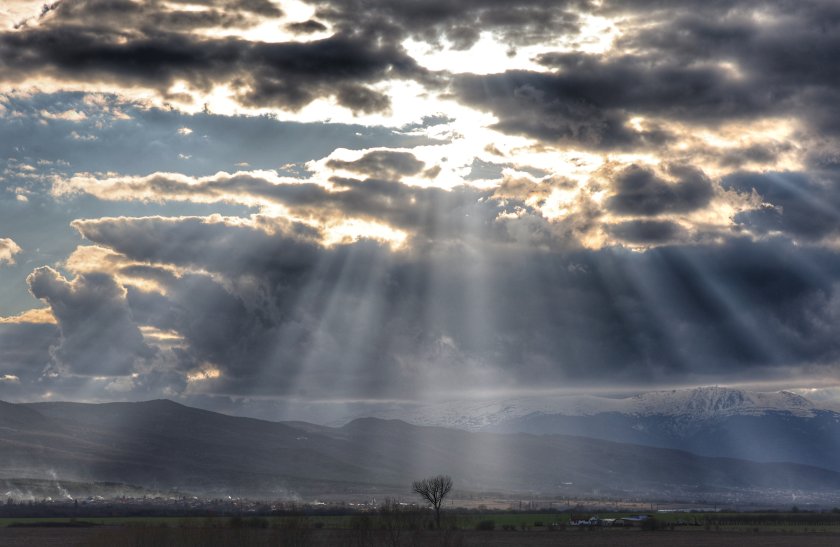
[187,365,222,383]
[1,0,840,415]
[323,219,408,248]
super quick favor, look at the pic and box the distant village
[569,514,655,527]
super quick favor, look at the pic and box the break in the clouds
[2,0,840,413]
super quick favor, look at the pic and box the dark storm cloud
[63,218,410,395]
[7,0,840,405]
[452,52,766,148]
[27,0,276,31]
[597,0,757,14]
[452,0,840,149]
[173,0,283,17]
[71,216,323,279]
[0,4,428,113]
[27,267,155,376]
[724,171,840,241]
[0,322,57,380]
[615,3,840,87]
[609,1,840,140]
[453,72,651,149]
[607,220,687,244]
[42,0,283,22]
[129,270,293,384]
[544,51,768,120]
[60,214,840,396]
[326,150,426,178]
[304,0,588,49]
[230,32,430,113]
[606,164,714,216]
[718,142,794,169]
[487,238,840,380]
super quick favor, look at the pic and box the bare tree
[411,474,453,529]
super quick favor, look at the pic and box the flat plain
[2,527,840,547]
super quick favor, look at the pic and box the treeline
[0,500,267,519]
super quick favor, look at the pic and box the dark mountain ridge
[2,399,839,503]
[491,409,840,473]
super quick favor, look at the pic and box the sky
[2,0,840,420]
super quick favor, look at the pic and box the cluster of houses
[569,514,651,527]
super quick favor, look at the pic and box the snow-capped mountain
[338,387,840,472]
[341,386,822,429]
[591,386,818,419]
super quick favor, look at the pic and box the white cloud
[0,237,21,266]
[41,108,87,122]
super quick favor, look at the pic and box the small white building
[569,514,600,526]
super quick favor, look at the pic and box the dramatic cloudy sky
[2,0,840,419]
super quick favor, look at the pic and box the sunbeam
[4,0,840,527]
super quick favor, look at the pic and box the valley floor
[1,528,840,547]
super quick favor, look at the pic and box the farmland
[1,526,840,547]
[2,510,840,546]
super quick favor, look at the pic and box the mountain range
[1,395,840,504]
[337,387,840,472]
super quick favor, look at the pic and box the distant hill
[1,398,839,502]
[344,387,840,472]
